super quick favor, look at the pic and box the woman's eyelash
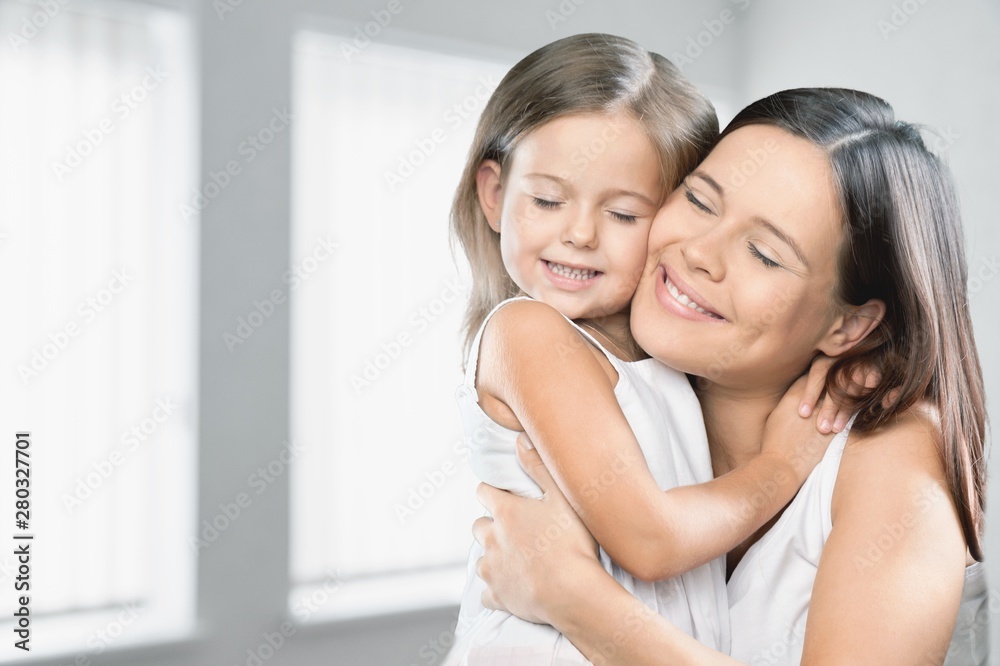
[684,189,714,214]
[748,242,780,268]
[610,211,638,224]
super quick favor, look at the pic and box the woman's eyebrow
[751,215,810,269]
[692,170,810,269]
[692,171,724,196]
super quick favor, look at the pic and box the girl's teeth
[547,261,598,280]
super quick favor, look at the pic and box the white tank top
[728,415,989,664]
[445,297,730,664]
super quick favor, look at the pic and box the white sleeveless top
[728,415,989,665]
[445,297,730,665]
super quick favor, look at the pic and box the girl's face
[478,112,662,320]
[631,124,851,391]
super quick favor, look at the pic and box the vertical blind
[0,2,196,657]
[290,31,510,613]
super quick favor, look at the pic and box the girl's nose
[562,210,598,249]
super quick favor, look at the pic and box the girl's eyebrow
[523,173,656,207]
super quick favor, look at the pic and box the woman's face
[631,124,847,392]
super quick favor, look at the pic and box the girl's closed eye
[608,210,639,224]
[532,196,562,209]
[748,242,781,268]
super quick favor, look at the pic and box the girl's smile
[476,111,663,321]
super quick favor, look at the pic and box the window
[289,30,511,618]
[0,2,196,659]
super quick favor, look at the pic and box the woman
[471,88,988,664]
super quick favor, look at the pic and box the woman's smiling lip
[654,265,728,322]
[541,259,603,291]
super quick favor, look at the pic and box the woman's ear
[817,299,886,357]
[476,160,503,233]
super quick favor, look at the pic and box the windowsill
[288,565,466,628]
[0,607,204,665]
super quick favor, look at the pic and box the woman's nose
[680,223,726,281]
[561,209,599,249]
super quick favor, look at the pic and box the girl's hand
[473,434,599,625]
[763,375,836,481]
[798,354,880,434]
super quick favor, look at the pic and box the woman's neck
[695,381,786,477]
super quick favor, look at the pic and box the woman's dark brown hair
[723,88,987,560]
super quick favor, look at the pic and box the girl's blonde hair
[451,33,719,358]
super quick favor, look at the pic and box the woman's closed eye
[684,188,715,215]
[748,242,781,268]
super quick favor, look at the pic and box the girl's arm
[474,412,967,665]
[473,439,737,665]
[477,299,830,581]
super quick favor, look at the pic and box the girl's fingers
[816,395,840,434]
[832,408,850,434]
[800,355,834,417]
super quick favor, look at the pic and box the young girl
[445,34,834,664]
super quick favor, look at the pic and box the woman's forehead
[699,125,843,256]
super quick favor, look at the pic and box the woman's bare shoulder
[833,404,953,525]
